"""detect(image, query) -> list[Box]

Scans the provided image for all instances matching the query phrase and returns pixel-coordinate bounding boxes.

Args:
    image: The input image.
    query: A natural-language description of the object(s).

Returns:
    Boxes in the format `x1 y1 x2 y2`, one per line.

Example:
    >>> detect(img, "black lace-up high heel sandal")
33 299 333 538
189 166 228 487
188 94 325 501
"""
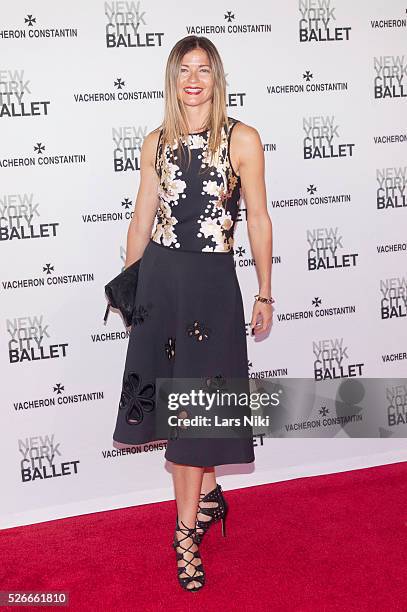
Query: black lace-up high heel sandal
196 483 228 541
173 518 205 592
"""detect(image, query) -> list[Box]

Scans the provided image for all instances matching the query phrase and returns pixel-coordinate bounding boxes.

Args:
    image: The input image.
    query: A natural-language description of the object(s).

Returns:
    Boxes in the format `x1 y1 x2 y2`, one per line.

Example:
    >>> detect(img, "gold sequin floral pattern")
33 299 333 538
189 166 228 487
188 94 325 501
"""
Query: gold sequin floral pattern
152 155 186 248
152 118 242 253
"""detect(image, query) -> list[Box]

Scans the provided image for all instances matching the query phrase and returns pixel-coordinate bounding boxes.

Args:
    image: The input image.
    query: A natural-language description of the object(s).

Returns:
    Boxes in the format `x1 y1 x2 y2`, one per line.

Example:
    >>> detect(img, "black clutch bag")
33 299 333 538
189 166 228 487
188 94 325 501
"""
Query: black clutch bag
104 258 142 327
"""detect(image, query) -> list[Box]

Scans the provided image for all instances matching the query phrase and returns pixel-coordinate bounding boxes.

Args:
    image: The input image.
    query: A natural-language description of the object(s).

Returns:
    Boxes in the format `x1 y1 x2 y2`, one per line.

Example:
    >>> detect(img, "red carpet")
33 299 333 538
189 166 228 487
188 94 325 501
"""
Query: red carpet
1 462 406 611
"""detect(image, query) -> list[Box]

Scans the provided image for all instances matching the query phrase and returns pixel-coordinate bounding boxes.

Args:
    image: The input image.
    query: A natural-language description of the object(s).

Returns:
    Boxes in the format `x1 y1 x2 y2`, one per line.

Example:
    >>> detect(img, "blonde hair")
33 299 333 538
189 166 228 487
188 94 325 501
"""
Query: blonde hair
159 35 228 167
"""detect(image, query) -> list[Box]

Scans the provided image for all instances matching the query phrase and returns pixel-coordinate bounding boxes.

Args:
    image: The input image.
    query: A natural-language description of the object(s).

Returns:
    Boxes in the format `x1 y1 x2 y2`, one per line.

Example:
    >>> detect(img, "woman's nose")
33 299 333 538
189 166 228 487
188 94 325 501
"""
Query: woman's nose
188 70 199 83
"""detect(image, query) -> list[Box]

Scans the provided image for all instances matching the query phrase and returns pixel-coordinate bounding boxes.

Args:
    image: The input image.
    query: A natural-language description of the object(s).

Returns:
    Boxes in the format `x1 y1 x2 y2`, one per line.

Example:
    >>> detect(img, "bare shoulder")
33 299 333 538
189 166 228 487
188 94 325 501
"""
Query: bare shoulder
141 127 161 164
231 121 263 165
233 121 262 146
143 127 161 150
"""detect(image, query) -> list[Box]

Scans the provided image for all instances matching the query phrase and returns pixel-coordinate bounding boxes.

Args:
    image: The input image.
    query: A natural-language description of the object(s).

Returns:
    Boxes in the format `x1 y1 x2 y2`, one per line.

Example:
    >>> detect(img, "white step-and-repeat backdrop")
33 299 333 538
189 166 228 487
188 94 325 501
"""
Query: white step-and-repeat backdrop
1 1 406 528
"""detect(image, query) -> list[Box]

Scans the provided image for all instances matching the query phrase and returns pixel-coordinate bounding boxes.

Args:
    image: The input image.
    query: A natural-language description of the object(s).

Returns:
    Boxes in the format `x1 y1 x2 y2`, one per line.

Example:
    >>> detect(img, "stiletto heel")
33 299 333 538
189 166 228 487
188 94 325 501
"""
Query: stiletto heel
173 517 205 592
196 483 228 541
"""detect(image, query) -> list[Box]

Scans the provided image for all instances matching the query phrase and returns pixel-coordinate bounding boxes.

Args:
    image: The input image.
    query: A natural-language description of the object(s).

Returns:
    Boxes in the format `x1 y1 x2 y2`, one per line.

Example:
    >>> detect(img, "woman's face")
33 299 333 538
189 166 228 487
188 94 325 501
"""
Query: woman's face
177 47 214 108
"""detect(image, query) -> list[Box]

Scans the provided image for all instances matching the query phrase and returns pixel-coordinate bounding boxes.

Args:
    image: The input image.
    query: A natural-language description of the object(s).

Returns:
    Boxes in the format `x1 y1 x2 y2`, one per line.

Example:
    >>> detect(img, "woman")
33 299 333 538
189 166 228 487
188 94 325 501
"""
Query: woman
112 35 273 591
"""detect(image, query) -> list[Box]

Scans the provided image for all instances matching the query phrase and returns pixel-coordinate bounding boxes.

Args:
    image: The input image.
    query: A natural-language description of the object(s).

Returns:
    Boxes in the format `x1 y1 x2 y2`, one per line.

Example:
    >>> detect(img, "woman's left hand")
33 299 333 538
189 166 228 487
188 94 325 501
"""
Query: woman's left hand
250 300 273 335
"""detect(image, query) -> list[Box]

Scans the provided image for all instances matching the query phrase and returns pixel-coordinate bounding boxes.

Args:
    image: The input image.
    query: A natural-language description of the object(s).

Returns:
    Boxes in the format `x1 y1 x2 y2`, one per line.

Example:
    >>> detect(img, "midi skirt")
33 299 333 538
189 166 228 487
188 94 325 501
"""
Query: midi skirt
112 238 255 467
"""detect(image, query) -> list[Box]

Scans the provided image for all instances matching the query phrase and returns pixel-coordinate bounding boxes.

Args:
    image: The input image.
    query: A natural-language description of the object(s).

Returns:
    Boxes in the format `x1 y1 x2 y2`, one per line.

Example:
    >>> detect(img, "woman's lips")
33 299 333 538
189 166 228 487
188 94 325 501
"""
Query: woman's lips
184 87 203 95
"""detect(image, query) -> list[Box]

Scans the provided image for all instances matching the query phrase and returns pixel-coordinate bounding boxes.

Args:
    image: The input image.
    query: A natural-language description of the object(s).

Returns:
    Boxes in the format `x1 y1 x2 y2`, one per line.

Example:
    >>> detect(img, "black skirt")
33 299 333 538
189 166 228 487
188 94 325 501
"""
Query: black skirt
112 238 255 467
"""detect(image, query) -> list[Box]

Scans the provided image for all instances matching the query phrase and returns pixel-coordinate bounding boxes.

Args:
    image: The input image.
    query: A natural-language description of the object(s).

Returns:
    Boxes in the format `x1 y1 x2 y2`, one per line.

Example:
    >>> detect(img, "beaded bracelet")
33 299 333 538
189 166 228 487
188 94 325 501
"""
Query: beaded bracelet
254 294 275 305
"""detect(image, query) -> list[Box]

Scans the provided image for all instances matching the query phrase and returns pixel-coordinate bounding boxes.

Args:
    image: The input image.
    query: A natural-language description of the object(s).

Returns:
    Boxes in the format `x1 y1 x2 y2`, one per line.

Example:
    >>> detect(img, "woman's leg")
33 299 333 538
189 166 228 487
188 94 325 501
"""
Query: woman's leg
172 462 205 590
201 466 216 494
197 467 219 535
172 462 204 524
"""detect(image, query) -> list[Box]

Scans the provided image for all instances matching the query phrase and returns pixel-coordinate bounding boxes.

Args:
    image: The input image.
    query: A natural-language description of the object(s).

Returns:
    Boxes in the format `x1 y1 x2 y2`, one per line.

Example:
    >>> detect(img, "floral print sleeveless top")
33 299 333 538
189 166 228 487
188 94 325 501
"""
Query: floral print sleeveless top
152 117 241 253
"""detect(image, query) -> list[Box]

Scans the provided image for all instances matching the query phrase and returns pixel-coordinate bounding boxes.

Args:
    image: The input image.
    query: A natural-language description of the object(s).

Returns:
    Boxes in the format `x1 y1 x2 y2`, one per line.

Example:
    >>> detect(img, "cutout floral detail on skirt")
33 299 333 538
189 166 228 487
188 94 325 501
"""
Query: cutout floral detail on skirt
165 337 176 360
132 303 153 326
119 372 155 425
112 239 255 467
186 320 211 342
204 373 227 392
170 407 191 441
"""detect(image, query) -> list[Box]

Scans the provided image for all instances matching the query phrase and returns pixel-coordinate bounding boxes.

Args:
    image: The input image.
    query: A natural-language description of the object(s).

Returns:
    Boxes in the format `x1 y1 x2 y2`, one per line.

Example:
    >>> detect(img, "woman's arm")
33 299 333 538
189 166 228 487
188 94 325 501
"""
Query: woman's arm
232 123 273 334
124 130 161 268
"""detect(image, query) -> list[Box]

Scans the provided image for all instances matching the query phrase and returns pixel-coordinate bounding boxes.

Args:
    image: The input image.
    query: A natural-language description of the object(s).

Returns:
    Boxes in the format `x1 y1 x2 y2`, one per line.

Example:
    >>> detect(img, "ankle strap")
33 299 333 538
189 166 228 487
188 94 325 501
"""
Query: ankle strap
177 518 197 535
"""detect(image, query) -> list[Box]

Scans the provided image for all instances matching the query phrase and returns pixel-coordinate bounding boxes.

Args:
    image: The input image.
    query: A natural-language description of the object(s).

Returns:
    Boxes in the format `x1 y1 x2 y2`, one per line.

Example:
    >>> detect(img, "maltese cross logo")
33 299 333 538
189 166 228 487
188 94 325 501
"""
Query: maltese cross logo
25 14 36 27
43 263 54 275
114 78 125 89
121 198 132 209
